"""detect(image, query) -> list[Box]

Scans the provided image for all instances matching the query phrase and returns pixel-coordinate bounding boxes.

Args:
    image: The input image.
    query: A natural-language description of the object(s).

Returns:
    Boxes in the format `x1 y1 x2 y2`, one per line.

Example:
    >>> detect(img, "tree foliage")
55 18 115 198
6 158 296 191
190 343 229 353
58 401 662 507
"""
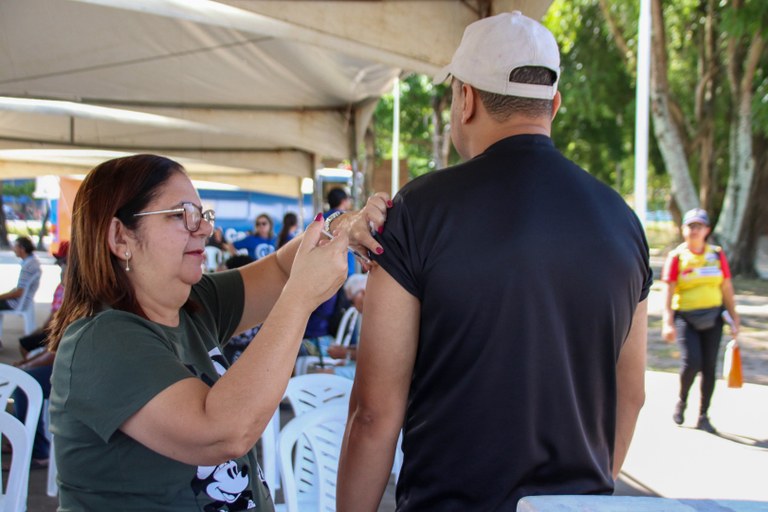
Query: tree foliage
370 0 767 274
372 75 457 178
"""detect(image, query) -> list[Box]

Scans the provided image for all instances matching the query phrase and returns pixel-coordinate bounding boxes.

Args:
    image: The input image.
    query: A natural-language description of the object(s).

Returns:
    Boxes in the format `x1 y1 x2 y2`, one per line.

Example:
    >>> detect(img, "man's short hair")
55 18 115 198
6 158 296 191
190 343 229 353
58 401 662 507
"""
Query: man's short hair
471 67 557 121
14 236 34 255
327 187 349 210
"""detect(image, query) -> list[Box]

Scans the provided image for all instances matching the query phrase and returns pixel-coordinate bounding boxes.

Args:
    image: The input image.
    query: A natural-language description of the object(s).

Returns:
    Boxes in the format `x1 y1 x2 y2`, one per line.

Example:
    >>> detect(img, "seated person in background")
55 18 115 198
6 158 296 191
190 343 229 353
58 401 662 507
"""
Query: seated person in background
19 241 69 357
299 293 338 366
230 213 276 260
8 241 68 470
220 254 258 364
277 212 299 249
328 273 367 380
0 236 41 348
325 188 355 276
206 226 229 251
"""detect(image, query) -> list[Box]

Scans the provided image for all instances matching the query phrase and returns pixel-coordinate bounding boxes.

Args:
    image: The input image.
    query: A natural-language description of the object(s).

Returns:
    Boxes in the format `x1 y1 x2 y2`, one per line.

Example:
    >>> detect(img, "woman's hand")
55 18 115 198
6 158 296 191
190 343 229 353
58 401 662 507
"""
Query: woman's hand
330 193 392 267
283 214 349 311
662 320 676 343
726 311 740 338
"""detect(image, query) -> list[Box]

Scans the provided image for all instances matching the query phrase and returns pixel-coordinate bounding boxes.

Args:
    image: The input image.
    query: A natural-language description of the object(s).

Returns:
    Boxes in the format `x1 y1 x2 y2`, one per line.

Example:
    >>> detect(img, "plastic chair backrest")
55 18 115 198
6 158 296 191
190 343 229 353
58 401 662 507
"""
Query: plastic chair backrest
0 411 32 512
0 364 43 435
261 374 352 501
334 308 359 348
0 363 44 508
0 272 41 338
278 405 348 512
203 246 223 272
284 374 353 417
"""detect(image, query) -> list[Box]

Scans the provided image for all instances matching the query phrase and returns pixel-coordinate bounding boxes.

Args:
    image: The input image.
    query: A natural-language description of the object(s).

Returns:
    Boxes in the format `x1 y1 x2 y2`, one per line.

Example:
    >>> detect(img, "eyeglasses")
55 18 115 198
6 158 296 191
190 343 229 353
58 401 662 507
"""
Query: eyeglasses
133 202 215 232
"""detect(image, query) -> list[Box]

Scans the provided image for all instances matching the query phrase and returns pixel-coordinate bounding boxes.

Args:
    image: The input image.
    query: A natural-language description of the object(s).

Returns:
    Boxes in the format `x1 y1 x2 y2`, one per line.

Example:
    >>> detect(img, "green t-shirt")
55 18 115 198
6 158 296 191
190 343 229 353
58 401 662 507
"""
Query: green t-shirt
50 271 274 511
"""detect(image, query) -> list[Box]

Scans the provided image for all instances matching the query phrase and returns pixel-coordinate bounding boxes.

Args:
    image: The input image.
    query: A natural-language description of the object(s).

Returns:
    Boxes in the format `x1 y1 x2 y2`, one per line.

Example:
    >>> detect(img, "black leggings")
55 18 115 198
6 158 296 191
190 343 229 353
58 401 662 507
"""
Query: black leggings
675 313 724 416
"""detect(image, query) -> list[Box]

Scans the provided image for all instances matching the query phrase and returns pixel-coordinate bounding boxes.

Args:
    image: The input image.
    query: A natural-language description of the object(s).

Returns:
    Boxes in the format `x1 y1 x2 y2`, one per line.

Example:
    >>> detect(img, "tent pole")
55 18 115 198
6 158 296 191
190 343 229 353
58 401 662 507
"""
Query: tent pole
391 76 401 198
633 0 651 226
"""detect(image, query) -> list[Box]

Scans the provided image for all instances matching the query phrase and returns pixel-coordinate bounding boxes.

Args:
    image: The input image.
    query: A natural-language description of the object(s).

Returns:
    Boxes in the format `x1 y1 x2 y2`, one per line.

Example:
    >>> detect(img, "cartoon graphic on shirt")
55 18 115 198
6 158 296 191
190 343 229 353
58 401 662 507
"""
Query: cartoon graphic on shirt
187 347 269 510
194 463 256 512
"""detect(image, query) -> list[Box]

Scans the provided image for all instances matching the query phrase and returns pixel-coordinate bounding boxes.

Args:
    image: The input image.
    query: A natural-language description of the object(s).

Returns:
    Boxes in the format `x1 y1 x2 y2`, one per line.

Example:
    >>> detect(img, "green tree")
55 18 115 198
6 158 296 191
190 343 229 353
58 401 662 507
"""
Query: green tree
372 74 457 178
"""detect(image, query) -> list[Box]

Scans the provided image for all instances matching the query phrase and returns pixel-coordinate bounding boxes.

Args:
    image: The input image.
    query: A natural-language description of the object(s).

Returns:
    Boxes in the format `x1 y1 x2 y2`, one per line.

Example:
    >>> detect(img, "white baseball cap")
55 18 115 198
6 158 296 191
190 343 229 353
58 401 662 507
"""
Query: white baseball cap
433 11 560 100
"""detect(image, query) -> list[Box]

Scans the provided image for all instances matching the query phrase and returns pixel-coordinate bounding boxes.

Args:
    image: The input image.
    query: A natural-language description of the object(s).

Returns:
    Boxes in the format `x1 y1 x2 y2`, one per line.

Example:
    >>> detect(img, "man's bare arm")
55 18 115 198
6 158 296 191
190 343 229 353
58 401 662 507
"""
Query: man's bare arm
613 298 647 479
337 267 419 512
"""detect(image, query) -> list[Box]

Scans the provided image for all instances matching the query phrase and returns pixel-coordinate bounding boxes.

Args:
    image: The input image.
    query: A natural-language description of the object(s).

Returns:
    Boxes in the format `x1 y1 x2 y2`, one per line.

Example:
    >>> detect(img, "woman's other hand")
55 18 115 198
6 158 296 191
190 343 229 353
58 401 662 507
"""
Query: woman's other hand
284 213 348 311
332 192 392 262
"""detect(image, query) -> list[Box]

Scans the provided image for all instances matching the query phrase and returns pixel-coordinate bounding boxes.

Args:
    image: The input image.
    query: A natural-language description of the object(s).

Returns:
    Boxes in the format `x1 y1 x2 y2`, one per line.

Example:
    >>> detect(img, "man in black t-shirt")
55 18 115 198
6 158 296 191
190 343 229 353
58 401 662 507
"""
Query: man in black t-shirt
337 11 652 512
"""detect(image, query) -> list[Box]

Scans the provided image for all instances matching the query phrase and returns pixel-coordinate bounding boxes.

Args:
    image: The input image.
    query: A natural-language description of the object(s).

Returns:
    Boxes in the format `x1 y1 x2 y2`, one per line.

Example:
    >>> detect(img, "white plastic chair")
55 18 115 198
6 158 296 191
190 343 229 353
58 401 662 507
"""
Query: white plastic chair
0 363 43 510
43 400 57 497
0 273 40 338
0 411 32 512
203 246 223 272
277 405 348 512
261 374 352 502
295 309 359 376
283 374 353 418
333 308 359 348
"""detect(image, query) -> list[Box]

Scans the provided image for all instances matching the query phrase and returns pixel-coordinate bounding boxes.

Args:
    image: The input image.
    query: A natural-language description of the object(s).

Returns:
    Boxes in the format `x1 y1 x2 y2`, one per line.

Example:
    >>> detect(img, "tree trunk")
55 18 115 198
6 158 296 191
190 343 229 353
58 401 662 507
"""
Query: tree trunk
0 182 9 249
649 0 699 213
694 0 719 213
714 29 764 257
36 199 50 250
728 133 768 277
431 88 451 169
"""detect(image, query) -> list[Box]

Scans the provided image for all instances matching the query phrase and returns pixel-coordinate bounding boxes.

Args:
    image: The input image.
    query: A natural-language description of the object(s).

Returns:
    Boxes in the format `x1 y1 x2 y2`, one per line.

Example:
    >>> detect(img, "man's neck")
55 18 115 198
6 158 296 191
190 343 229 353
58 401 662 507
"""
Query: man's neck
468 121 551 159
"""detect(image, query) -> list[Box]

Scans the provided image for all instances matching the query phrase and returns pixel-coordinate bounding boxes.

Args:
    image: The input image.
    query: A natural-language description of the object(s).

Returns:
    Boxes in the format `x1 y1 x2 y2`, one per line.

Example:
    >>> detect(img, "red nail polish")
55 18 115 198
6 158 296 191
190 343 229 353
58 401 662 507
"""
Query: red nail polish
375 247 384 255
314 212 323 222
377 226 384 234
387 200 394 208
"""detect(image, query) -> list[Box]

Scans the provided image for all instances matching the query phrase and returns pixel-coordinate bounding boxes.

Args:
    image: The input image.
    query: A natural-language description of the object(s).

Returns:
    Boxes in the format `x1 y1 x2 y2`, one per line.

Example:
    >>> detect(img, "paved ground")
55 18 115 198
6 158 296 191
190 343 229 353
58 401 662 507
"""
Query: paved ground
1 250 766 510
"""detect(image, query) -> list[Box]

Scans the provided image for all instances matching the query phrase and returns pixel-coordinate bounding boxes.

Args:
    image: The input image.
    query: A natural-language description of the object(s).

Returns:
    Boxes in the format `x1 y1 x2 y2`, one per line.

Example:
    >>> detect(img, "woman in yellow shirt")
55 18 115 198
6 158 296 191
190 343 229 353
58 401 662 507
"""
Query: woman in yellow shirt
661 208 740 433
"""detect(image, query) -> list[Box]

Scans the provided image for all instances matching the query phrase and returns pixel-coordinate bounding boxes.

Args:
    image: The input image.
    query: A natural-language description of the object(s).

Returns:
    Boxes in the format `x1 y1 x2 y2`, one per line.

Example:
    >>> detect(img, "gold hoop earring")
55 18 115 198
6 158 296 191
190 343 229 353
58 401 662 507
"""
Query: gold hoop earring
125 251 131 272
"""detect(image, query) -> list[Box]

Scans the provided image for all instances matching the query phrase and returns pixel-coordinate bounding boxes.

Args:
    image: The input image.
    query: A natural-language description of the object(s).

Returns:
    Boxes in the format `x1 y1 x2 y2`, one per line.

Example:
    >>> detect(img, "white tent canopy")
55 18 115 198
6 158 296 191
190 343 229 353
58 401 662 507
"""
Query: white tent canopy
0 0 552 196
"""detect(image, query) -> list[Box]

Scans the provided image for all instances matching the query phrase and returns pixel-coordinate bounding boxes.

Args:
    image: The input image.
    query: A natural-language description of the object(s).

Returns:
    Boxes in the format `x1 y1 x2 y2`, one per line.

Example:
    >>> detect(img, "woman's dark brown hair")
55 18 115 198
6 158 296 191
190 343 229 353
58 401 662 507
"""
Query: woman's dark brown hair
48 154 184 350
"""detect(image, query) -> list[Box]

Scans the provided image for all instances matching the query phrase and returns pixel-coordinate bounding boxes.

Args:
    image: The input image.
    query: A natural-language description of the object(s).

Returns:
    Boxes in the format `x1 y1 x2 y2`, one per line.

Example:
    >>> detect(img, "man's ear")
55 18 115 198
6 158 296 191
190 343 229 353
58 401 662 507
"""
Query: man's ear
461 83 476 124
107 217 133 259
551 91 562 121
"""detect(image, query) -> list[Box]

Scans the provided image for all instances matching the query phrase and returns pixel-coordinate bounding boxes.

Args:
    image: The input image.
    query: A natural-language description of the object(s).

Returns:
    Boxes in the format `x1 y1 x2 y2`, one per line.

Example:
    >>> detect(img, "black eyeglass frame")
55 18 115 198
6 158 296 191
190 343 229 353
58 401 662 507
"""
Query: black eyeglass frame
133 202 215 232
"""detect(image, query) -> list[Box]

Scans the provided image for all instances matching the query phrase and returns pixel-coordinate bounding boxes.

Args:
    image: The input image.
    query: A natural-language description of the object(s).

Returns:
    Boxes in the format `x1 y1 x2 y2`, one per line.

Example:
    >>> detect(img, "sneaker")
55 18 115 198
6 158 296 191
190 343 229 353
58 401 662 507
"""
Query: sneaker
696 415 717 433
672 400 686 425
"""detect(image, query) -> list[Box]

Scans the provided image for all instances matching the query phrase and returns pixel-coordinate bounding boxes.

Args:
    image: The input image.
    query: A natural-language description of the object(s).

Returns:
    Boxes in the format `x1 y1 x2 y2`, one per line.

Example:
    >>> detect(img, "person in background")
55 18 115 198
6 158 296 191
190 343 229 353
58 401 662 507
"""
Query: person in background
220 254 257 364
277 212 299 249
338 12 651 510
17 241 69 357
0 236 41 349
327 273 367 380
206 226 230 252
299 292 338 366
231 213 276 260
47 154 388 510
662 208 740 433
324 188 355 276
8 241 69 470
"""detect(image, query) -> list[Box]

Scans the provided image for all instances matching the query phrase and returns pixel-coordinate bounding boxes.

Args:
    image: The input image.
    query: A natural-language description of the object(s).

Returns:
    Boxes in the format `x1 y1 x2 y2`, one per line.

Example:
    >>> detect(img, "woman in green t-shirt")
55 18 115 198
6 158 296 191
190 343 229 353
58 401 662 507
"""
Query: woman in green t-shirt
47 154 389 511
